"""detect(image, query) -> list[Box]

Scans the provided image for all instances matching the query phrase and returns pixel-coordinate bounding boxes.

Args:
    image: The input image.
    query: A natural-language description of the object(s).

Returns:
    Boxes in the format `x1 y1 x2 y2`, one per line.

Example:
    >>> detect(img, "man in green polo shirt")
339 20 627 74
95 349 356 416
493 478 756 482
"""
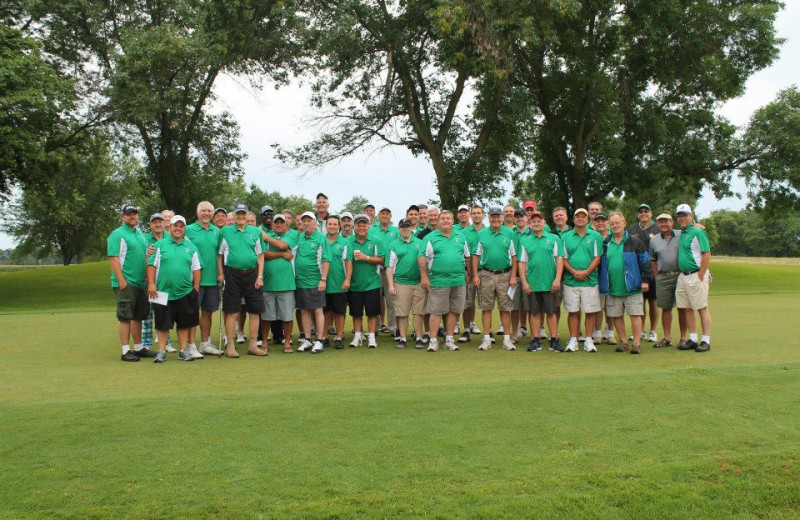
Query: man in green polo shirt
294 211 331 354
141 212 166 354
519 210 564 352
185 201 223 357
348 214 384 348
371 205 400 335
261 213 299 354
147 215 202 363
561 208 603 353
324 215 353 349
419 210 471 352
675 204 713 353
458 205 485 343
386 218 425 348
472 206 518 351
510 208 532 339
217 203 266 358
108 204 153 361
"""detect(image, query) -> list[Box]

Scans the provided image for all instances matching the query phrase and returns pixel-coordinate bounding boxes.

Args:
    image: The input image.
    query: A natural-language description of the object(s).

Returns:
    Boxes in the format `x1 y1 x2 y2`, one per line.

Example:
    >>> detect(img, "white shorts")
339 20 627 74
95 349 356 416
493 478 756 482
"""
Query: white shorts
563 285 601 313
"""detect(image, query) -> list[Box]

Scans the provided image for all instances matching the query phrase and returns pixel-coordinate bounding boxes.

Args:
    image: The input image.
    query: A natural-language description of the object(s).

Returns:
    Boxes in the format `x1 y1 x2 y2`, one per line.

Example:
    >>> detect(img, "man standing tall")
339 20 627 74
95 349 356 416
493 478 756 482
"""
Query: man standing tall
348 214 384 348
372 206 399 334
295 211 331 353
386 218 426 348
324 215 353 349
185 201 223 356
141 213 167 354
108 204 152 361
458 204 485 343
628 203 660 342
649 212 687 349
261 213 298 354
675 204 713 353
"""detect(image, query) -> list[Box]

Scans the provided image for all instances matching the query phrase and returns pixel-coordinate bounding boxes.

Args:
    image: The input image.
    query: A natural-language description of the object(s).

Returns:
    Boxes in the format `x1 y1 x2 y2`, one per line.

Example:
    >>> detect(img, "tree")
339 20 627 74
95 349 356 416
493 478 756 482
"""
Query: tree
702 209 800 258
509 0 782 212
19 0 302 216
241 184 313 220
2 133 133 265
741 86 800 215
339 195 370 216
276 0 520 211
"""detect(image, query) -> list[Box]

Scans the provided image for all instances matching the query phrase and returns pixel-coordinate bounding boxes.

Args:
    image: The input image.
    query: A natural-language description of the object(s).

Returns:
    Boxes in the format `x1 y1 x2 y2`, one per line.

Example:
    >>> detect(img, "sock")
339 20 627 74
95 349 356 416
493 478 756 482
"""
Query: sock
504 334 511 341
570 336 577 341
701 335 710 344
121 344 130 354
484 335 491 341
400 337 406 342
689 333 698 342
593 329 601 336
133 342 144 351
446 335 454 342
189 343 196 349
368 332 376 342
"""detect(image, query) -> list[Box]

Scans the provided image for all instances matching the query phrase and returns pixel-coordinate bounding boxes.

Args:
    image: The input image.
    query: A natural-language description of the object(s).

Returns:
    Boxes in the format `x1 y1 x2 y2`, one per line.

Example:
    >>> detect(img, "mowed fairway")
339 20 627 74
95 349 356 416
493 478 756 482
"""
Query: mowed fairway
1 259 799 519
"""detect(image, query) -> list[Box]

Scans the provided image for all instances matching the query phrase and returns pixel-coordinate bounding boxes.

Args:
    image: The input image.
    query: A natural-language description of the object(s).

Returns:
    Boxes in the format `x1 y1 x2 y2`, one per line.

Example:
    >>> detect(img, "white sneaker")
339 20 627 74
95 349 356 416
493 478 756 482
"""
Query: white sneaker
256 339 263 346
565 338 579 352
502 338 516 351
647 330 658 342
478 338 493 351
236 333 246 344
584 338 597 353
200 343 222 356
165 341 178 353
444 338 459 351
604 329 617 345
350 335 362 348
538 327 547 339
518 327 528 337
368 336 378 348
427 340 439 352
297 339 313 352
188 344 204 359
470 322 482 334
311 341 324 353
592 329 603 342
496 325 505 334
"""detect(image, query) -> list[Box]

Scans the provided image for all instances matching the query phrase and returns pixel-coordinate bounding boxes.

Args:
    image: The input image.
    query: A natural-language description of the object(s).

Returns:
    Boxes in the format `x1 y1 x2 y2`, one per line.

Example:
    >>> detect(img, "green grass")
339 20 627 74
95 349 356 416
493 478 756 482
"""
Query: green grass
1 261 799 519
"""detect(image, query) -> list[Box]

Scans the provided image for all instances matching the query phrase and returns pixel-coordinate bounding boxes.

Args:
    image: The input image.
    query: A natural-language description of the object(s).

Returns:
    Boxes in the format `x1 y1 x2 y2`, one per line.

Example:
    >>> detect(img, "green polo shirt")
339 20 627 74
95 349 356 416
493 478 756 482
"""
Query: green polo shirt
348 234 384 292
422 229 470 288
218 225 264 270
462 224 483 255
678 223 710 272
145 231 164 247
519 232 563 292
326 235 352 294
370 223 400 248
107 224 148 288
606 236 639 296
295 231 330 289
185 222 221 286
386 236 424 285
263 230 298 292
148 237 201 300
562 228 602 287
474 226 517 271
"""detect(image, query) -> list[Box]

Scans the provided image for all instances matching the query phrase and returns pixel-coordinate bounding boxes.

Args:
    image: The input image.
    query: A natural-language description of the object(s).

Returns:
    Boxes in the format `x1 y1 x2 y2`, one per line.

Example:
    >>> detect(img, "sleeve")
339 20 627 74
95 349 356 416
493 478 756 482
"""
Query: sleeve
698 230 711 253
519 246 529 263
463 240 471 257
508 239 516 259
191 251 202 271
649 242 658 262
475 241 483 257
107 231 121 256
321 237 331 262
388 250 399 269
375 239 385 259
149 245 161 268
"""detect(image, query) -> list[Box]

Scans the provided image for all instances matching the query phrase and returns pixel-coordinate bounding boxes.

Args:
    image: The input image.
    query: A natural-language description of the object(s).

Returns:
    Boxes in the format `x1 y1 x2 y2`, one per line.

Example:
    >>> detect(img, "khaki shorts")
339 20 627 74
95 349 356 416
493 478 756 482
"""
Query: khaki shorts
655 272 679 309
427 285 466 316
676 272 710 310
605 293 644 318
563 285 601 313
394 283 427 316
511 277 530 311
477 271 514 312
464 282 476 309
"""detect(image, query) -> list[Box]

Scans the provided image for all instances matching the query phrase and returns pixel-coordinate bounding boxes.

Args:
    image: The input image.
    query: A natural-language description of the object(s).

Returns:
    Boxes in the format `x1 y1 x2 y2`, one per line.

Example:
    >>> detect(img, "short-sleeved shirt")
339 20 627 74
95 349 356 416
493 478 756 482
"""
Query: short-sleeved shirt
219 225 264 270
474 226 517 271
678 224 710 272
606 236 639 296
370 223 400 250
107 224 148 288
326 235 352 294
148 237 202 300
185 222 221 286
145 232 162 247
519 232 563 292
386 236 424 285
462 225 482 256
263 230 299 292
295 231 331 289
423 229 471 288
552 225 572 238
628 221 658 248
348 234 384 292
562 228 602 287
649 230 681 273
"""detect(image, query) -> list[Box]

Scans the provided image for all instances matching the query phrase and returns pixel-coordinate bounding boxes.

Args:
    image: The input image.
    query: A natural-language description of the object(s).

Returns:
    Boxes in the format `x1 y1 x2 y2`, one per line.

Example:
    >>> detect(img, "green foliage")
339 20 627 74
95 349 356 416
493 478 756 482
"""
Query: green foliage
240 183 313 218
338 195 370 215
741 86 800 214
703 209 800 257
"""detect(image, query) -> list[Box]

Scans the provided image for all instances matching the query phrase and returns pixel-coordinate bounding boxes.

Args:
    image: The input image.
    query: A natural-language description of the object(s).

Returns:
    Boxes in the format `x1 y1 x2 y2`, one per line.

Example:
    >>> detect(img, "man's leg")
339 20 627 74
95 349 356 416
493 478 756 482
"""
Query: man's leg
630 315 643 350
699 308 712 336
661 308 673 341
119 321 132 348
313 307 326 339
282 321 293 351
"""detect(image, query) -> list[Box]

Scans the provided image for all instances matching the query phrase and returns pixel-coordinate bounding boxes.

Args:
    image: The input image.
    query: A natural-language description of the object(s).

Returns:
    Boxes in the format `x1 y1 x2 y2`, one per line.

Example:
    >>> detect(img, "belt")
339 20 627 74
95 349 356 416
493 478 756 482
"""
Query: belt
681 269 699 275
660 270 679 275
481 267 511 275
225 266 256 274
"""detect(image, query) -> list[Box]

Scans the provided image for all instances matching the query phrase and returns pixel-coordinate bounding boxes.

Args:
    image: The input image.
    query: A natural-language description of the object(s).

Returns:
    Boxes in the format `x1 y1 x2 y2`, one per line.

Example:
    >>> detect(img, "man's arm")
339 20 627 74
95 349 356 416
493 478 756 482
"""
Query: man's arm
109 257 127 290
552 257 564 293
254 253 264 289
471 254 481 287
261 231 288 251
146 264 157 298
317 261 330 292
418 256 430 290
698 251 711 280
192 269 201 292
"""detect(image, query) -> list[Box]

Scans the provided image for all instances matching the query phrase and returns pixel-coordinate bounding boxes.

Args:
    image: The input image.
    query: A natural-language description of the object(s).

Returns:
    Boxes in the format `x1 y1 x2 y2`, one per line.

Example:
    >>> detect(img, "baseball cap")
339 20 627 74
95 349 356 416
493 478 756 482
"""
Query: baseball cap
488 206 502 216
170 215 186 226
363 203 375 210
213 207 227 215
513 208 525 217
260 205 274 215
300 211 316 220
122 204 139 214
574 208 589 216
379 205 392 213
656 212 672 221
232 203 248 213
529 210 544 219
149 212 165 222
457 204 469 212
637 204 651 211
523 200 538 210
676 204 692 215
594 213 608 221
407 204 419 213
272 213 287 222
340 211 354 220
398 218 413 228
354 214 369 224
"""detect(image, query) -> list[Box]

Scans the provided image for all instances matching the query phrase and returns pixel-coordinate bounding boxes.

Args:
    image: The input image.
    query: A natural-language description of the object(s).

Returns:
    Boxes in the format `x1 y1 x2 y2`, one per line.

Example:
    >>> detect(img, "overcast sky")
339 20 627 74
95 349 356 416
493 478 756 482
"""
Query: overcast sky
1 3 798 250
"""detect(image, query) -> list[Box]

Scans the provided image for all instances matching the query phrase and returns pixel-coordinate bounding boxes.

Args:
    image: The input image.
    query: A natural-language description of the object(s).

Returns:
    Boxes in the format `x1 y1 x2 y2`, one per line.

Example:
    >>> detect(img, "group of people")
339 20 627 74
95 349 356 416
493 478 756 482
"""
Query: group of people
107 193 713 363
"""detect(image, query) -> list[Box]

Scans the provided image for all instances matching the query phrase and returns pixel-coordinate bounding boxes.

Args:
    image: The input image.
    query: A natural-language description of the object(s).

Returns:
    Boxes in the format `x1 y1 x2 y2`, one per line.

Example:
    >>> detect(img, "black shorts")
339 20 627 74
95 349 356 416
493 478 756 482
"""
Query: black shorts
114 285 149 322
527 291 557 315
643 283 657 301
154 291 200 330
348 288 381 318
197 285 220 312
295 288 326 310
223 267 264 314
325 292 348 315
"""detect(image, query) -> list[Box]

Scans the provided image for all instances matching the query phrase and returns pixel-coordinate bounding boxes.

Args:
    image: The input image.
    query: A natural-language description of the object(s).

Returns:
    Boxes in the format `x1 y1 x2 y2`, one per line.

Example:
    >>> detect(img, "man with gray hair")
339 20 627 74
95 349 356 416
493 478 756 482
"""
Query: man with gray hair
648 212 687 349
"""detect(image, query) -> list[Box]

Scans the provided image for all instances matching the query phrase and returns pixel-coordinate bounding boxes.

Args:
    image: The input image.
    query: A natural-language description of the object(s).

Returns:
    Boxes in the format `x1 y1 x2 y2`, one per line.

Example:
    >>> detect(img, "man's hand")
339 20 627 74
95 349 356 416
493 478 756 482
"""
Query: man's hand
281 251 293 260
473 274 481 288
342 280 351 291
421 276 430 291
641 282 649 292
255 277 263 290
523 281 531 295
389 284 396 296
119 279 128 291
551 280 560 293
509 276 518 288
147 283 158 299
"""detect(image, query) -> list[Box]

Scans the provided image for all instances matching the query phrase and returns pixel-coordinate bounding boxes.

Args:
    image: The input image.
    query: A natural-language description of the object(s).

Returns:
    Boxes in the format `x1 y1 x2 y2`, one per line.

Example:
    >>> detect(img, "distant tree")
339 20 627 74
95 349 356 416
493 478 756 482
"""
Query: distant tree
702 209 800 257
339 195 370 216
241 184 313 219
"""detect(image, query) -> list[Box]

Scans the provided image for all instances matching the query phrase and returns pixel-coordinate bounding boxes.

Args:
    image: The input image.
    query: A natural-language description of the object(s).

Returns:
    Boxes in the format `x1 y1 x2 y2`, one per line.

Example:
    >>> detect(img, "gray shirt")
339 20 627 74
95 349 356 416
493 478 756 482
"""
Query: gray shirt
649 230 682 273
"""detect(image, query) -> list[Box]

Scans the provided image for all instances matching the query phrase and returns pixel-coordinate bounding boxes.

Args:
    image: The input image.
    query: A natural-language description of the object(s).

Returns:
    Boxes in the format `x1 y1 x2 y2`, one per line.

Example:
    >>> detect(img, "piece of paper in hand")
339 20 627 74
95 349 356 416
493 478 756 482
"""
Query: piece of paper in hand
149 291 169 305
507 285 516 300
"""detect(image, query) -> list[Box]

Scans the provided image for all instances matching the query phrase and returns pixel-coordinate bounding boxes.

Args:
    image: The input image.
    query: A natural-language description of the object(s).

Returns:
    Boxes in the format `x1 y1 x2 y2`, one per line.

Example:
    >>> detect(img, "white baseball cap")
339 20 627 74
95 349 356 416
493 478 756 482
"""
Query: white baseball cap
170 215 186 225
676 204 693 215
300 211 316 220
